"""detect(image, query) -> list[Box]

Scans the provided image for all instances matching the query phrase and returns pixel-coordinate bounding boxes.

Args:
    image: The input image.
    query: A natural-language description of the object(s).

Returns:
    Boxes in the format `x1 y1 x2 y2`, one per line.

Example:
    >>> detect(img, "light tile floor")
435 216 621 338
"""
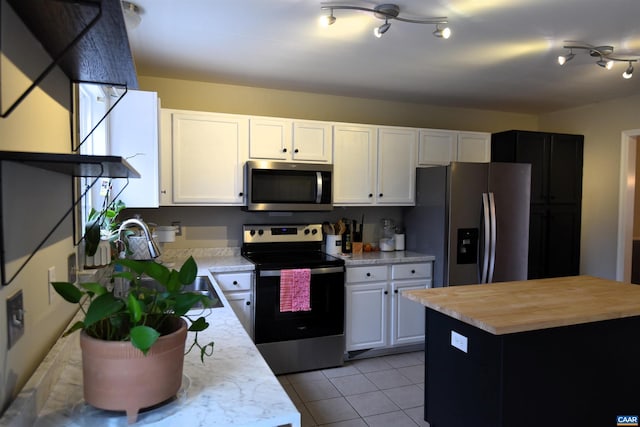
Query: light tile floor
278 351 430 427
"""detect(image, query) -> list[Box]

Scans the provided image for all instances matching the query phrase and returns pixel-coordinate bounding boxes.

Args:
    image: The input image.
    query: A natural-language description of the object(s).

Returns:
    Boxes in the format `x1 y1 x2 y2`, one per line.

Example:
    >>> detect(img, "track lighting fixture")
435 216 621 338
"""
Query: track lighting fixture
558 42 640 79
320 3 449 39
623 62 634 79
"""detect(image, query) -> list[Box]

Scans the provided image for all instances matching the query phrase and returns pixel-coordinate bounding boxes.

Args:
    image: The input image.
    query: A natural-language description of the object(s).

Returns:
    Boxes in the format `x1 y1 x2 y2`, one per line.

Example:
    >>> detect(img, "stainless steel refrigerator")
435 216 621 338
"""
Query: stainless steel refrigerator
404 162 531 287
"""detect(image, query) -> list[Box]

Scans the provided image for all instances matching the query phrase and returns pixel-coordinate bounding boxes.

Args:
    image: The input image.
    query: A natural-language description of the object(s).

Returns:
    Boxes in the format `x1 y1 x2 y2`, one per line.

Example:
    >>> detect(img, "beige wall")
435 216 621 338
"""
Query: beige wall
139 76 538 132
539 93 640 280
0 2 77 411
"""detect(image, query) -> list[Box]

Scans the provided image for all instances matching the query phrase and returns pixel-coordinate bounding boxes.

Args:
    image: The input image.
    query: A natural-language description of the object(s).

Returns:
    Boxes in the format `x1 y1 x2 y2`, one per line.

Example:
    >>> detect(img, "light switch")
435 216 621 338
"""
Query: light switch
451 330 468 353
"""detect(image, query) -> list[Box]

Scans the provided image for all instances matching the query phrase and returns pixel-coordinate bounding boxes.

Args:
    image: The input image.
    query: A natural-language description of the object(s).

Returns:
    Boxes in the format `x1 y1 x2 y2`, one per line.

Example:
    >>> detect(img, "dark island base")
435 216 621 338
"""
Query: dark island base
425 308 640 427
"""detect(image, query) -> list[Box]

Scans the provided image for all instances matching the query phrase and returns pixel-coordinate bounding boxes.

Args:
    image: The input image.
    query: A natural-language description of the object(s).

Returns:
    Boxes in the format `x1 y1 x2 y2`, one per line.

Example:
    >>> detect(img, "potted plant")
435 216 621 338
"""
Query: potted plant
52 256 214 423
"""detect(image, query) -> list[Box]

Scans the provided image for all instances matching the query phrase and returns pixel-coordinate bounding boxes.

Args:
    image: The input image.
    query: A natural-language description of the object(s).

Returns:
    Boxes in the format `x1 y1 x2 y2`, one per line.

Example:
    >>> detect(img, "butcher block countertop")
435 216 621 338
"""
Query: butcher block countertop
402 275 640 335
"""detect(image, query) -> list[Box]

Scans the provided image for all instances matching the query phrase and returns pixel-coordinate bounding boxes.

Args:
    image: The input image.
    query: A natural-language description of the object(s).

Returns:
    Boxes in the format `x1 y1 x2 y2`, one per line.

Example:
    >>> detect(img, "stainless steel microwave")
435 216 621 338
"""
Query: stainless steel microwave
244 161 333 211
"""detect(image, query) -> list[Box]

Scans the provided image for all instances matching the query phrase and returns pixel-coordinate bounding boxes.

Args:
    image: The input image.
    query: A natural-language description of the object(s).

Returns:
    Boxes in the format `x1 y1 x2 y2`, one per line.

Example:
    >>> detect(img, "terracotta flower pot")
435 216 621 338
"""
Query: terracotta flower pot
80 317 188 424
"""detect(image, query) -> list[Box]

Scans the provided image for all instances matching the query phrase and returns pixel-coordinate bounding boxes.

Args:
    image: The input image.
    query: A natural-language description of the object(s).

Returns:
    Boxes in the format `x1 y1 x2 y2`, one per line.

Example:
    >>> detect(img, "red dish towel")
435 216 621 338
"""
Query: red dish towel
280 269 311 312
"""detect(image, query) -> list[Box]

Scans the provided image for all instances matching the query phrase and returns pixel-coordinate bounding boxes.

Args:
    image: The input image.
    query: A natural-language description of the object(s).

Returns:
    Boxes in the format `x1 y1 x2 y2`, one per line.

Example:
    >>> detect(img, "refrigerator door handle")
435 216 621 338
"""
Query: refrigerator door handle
488 192 497 283
481 192 491 283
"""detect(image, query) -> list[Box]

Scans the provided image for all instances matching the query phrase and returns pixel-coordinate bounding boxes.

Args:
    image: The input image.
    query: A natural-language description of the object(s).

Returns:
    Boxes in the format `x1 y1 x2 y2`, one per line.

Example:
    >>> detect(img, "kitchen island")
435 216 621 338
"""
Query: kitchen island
403 275 640 427
1 258 299 427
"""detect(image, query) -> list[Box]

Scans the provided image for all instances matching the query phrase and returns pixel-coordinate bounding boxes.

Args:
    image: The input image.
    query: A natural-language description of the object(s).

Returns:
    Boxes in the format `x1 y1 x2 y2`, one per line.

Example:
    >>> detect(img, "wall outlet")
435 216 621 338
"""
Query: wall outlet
48 266 57 305
451 330 468 353
7 290 24 349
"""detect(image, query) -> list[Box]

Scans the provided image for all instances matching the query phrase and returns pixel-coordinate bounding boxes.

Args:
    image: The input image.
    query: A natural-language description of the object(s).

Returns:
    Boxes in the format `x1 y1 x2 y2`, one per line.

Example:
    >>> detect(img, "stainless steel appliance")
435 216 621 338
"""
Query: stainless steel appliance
244 161 333 211
404 162 531 287
241 224 345 374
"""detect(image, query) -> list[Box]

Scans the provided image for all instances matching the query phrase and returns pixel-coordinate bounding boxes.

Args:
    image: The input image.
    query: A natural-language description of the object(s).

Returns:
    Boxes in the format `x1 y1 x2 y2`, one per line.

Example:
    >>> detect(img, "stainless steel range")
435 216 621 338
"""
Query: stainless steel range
241 224 345 374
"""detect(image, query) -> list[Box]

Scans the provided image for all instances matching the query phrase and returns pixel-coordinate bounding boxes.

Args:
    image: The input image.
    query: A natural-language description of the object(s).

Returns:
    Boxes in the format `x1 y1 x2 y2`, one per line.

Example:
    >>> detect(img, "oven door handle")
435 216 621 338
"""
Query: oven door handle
259 266 344 277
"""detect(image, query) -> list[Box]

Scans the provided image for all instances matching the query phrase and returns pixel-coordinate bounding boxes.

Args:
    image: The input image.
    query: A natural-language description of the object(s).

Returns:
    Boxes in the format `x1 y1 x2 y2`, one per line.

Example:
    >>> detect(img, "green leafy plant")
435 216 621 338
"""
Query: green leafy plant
52 256 214 361
84 198 126 257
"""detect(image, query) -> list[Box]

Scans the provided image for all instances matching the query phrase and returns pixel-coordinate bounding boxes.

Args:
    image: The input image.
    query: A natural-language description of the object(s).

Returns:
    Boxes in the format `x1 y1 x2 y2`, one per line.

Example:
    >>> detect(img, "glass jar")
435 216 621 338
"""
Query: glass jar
379 219 395 251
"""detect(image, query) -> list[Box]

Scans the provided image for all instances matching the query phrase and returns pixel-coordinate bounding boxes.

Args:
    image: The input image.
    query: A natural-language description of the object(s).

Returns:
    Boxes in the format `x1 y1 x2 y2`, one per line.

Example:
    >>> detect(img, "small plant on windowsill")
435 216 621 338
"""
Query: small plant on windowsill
52 256 214 423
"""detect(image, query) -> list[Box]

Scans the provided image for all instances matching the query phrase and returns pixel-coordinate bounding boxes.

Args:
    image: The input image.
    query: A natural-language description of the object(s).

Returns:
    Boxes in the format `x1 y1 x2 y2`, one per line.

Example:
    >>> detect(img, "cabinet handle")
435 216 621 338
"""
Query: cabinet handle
238 192 243 197
368 193 373 198
233 281 238 285
366 272 371 277
246 301 251 306
379 193 383 197
282 148 287 153
161 190 167 194
294 148 299 153
411 269 415 274
394 289 398 294
384 290 389 295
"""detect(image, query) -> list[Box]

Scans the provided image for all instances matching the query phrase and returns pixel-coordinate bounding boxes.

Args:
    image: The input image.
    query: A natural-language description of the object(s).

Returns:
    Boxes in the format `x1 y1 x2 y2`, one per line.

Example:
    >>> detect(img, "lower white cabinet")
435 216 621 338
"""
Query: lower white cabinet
213 271 254 338
345 262 432 352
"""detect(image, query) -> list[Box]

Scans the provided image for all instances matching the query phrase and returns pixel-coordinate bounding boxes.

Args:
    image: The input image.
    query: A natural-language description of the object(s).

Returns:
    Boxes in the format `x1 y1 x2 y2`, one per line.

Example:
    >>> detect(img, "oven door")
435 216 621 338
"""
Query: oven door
254 266 344 344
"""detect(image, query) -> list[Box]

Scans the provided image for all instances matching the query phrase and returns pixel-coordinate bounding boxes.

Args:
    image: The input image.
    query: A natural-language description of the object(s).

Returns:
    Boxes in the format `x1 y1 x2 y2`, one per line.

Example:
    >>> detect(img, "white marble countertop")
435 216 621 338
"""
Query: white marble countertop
340 250 435 266
2 261 299 427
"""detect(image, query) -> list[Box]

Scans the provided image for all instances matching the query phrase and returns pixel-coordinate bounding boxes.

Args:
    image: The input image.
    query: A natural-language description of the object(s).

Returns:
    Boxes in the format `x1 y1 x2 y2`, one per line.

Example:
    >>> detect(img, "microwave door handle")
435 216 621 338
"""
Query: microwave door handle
316 171 323 203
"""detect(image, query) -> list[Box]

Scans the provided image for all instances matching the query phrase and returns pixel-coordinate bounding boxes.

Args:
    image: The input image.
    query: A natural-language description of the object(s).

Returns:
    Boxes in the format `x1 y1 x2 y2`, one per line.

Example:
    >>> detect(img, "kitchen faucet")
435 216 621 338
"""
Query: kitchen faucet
116 218 161 259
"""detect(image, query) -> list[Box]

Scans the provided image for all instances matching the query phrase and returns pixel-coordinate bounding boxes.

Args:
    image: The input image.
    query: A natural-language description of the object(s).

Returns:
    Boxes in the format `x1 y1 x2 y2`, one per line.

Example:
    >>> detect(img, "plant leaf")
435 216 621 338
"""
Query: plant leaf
178 256 198 285
63 320 85 337
130 325 160 355
51 282 83 304
173 293 202 316
84 293 125 328
127 292 142 323
115 258 147 275
188 316 209 332
79 282 108 297
84 219 101 256
144 261 171 285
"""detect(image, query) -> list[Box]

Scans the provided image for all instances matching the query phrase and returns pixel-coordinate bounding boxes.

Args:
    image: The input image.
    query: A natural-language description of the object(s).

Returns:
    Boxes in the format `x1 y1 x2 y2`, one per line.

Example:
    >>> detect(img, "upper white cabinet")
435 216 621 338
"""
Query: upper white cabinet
248 117 332 163
109 90 159 208
418 129 490 165
377 126 417 205
160 109 248 205
333 124 416 206
333 124 378 205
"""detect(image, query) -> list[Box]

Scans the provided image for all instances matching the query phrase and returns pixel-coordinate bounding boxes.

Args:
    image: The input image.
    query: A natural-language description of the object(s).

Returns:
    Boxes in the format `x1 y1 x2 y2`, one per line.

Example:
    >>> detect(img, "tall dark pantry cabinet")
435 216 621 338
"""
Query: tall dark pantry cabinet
491 130 584 279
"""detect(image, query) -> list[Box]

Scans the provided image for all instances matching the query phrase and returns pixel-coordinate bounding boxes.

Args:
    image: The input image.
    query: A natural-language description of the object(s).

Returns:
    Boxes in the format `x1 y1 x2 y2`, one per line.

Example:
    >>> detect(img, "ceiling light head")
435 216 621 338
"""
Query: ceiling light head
320 9 336 27
374 20 391 38
121 1 141 30
596 57 614 69
433 25 451 39
623 62 634 79
557 51 575 65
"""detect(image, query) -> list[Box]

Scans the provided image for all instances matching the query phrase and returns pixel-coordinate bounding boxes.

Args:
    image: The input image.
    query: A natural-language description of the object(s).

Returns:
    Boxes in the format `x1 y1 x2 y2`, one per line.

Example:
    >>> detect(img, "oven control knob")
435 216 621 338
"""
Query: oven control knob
304 229 310 235
311 229 318 235
249 229 256 236
258 229 264 236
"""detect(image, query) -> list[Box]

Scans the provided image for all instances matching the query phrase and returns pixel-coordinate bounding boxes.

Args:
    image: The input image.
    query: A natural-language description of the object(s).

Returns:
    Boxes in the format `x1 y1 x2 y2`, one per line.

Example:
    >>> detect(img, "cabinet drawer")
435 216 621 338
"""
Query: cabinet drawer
214 272 253 291
346 265 388 283
391 262 431 280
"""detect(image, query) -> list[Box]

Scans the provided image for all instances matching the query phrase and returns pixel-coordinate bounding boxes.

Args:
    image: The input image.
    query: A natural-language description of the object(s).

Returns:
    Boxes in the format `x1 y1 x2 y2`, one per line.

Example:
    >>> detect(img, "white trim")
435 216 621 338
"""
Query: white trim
616 130 640 282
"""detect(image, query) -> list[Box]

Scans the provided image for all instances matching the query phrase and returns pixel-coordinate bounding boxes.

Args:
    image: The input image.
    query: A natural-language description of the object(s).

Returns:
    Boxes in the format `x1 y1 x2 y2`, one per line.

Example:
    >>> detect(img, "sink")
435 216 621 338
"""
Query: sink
137 275 224 309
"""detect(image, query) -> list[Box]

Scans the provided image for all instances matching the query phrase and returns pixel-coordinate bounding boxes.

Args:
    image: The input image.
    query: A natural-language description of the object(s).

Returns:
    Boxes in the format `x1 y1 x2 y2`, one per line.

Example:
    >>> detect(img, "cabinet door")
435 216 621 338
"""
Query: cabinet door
346 282 388 351
514 131 549 204
418 129 457 165
546 205 581 277
527 204 547 280
391 281 428 346
225 291 253 338
292 120 332 162
109 90 159 208
248 117 292 160
377 127 417 205
548 134 584 204
457 132 491 163
333 124 377 205
159 109 173 205
172 112 248 204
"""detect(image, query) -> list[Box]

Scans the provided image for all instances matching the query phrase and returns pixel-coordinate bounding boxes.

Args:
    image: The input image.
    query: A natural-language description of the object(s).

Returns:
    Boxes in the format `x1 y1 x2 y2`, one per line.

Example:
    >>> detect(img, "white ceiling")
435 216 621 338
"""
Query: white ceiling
125 0 640 114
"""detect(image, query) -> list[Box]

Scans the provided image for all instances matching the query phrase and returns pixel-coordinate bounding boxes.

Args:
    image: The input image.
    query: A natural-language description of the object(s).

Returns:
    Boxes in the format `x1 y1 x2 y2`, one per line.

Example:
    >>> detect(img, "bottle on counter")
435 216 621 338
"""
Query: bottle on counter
342 222 352 254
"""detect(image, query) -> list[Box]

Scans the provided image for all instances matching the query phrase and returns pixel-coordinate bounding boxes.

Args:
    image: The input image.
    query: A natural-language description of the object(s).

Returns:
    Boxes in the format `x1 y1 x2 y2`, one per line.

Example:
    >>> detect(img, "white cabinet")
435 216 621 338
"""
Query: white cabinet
418 129 490 165
333 125 416 206
159 109 248 205
333 124 377 205
377 126 417 205
248 117 332 163
109 90 159 208
345 262 432 352
213 271 254 337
